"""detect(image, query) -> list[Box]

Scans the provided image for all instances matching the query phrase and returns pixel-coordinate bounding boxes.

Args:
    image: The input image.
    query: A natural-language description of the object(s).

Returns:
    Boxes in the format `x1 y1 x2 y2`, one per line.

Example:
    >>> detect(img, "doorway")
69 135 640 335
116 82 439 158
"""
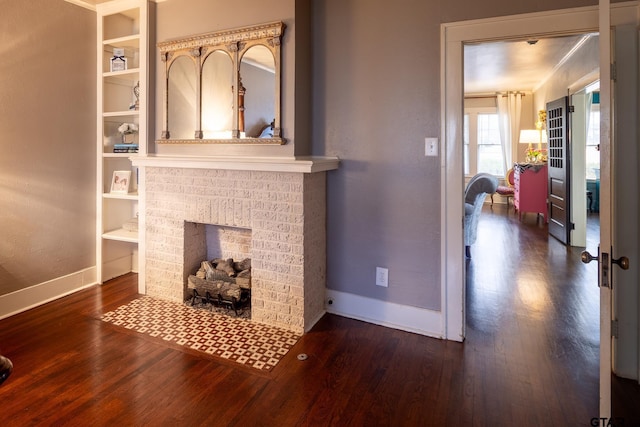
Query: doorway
461 33 602 390
569 80 601 248
442 3 640 418
441 3 607 340
440 7 609 340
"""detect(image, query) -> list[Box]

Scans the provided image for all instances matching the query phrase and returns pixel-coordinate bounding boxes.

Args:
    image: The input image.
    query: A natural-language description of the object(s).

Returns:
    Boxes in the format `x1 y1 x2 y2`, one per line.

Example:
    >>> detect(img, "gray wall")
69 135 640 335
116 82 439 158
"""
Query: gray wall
0 0 96 296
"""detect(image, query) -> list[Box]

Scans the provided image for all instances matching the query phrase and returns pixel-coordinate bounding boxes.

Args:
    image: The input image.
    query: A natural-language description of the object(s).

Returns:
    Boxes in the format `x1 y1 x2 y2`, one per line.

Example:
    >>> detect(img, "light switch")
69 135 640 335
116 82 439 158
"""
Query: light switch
376 267 388 287
425 137 438 156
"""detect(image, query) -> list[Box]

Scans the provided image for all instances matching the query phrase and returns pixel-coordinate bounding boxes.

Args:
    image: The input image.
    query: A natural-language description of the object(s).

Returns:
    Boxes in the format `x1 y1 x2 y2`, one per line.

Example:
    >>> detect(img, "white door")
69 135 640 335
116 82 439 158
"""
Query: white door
587 0 638 419
610 25 640 387
594 1 613 416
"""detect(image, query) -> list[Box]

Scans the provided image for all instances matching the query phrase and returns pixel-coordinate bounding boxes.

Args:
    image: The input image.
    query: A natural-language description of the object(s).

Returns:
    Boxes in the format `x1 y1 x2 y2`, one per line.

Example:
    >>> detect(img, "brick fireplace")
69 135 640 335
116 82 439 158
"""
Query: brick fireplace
133 156 339 334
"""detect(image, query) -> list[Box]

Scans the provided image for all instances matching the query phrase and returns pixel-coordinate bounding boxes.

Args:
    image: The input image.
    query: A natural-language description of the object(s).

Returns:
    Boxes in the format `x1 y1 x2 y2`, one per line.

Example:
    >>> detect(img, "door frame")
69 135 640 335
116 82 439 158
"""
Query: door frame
439 2 638 340
567 78 598 248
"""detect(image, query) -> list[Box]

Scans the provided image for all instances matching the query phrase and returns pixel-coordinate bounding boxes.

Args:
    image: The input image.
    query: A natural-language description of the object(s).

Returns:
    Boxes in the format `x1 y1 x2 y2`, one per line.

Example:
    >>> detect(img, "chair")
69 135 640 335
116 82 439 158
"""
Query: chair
465 173 499 258
492 168 515 208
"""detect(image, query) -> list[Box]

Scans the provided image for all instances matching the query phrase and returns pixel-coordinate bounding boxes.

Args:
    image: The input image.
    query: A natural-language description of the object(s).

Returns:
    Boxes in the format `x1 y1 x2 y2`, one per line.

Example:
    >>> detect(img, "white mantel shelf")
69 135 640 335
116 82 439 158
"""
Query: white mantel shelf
131 155 340 173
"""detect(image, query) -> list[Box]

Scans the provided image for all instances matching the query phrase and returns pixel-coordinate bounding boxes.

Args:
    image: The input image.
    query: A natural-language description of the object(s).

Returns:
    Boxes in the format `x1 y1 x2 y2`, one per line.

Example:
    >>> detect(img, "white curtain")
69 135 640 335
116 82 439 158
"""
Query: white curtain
496 92 523 174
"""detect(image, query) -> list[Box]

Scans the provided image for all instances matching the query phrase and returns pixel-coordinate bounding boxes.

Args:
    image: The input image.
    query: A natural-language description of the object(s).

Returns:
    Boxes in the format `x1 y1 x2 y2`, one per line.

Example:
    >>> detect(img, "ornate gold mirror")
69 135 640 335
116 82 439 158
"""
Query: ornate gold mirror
158 21 285 145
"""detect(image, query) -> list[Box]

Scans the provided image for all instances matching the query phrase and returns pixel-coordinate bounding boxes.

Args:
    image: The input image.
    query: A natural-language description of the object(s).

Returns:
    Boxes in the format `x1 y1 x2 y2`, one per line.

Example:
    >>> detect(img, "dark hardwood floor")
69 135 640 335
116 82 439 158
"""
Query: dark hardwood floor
0 203 638 426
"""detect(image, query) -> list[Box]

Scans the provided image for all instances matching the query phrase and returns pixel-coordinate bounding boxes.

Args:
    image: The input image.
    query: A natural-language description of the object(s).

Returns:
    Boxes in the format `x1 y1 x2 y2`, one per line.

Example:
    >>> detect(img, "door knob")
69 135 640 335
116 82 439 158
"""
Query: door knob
581 251 598 264
612 256 630 270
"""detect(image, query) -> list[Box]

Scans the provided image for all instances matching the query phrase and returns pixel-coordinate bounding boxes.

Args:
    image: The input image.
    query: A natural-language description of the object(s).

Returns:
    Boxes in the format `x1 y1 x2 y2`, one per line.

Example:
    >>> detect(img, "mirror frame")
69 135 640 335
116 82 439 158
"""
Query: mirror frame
157 21 285 145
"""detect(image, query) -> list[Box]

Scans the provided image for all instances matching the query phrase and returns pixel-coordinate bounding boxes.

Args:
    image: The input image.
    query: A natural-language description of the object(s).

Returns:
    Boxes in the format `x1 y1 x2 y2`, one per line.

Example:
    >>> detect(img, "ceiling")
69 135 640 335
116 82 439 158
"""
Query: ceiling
464 33 598 94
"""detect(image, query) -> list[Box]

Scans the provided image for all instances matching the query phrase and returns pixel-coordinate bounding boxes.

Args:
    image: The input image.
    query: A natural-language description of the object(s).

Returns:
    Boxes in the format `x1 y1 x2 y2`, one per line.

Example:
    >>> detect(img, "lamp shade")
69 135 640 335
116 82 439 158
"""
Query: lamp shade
519 129 547 144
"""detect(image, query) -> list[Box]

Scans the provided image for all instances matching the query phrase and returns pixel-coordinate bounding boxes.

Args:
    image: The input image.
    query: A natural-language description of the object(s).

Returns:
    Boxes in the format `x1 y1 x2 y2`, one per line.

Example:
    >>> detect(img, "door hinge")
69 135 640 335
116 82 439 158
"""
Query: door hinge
570 222 575 230
612 319 619 339
568 105 575 113
611 62 617 82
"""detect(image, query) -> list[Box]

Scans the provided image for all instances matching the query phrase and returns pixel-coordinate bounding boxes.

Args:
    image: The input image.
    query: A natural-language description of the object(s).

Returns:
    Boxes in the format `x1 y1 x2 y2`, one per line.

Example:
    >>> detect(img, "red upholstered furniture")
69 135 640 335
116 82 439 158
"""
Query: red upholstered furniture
514 163 548 222
492 168 515 208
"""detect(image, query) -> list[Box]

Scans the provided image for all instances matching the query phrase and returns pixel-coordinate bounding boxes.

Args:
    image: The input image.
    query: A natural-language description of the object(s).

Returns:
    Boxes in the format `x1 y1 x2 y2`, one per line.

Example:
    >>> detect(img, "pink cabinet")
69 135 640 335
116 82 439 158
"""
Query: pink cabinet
514 163 548 222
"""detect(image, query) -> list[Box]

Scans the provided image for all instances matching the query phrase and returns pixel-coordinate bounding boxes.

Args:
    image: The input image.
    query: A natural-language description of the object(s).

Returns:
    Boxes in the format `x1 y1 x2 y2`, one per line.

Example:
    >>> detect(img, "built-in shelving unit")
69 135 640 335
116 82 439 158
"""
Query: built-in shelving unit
96 0 150 286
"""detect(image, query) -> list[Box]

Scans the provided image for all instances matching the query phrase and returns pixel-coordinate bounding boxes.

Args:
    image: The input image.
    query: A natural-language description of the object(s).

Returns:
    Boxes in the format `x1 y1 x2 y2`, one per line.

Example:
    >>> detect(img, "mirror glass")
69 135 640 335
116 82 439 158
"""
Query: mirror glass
202 50 234 139
158 22 284 144
168 55 197 140
240 45 276 138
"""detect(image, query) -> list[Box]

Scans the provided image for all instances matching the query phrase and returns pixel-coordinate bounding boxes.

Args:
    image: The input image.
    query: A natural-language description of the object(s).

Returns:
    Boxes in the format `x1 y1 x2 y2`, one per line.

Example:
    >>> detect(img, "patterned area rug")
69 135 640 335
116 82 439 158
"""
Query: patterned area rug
101 296 300 372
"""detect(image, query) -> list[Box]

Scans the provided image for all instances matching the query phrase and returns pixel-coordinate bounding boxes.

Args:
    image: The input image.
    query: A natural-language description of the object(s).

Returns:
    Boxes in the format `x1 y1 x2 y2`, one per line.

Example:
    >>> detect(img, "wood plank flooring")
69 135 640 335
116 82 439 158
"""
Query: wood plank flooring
0 203 638 426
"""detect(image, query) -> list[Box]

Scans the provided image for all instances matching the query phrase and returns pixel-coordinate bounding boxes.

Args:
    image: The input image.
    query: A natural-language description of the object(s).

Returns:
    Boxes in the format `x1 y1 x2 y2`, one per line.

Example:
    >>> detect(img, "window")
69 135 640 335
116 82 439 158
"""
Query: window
585 102 600 180
463 114 470 175
464 108 505 177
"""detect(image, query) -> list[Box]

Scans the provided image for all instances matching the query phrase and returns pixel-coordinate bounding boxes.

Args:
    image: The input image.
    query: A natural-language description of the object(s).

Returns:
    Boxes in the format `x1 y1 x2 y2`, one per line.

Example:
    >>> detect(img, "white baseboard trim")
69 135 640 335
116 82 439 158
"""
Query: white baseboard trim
325 289 443 339
0 267 98 320
102 255 133 282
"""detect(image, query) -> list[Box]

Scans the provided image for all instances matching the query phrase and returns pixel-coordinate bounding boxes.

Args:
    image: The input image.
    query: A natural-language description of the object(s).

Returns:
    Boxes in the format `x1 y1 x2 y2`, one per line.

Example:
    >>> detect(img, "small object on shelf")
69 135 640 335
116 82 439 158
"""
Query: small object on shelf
122 217 138 232
110 47 127 72
122 133 136 144
113 143 139 153
117 122 138 144
110 170 132 194
130 81 140 110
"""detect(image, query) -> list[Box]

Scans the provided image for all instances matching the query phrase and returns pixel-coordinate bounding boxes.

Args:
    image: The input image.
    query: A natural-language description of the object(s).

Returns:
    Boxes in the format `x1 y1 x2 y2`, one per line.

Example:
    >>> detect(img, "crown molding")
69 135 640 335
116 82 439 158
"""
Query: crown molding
64 0 164 12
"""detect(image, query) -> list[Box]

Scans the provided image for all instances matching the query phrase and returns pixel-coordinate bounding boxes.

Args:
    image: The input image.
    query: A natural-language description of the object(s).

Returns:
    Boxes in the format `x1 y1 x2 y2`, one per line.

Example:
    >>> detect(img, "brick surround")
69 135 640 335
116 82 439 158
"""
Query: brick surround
143 167 327 334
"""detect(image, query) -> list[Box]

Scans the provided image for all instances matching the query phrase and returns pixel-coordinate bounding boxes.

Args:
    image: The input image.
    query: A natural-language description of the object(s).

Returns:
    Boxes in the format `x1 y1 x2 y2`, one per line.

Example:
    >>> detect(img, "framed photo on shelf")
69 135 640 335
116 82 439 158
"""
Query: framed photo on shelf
110 170 131 194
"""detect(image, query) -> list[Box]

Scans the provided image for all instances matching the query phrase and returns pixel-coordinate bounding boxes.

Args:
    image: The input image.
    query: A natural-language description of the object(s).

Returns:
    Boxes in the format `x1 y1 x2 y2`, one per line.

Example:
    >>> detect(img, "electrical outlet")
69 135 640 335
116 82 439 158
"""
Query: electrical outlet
376 267 389 287
425 137 438 156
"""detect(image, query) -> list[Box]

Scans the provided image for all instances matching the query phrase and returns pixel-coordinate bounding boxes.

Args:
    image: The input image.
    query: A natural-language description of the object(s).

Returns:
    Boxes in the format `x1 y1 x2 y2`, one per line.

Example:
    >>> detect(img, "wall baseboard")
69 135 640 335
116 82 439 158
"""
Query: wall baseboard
0 270 443 339
325 289 443 339
102 255 134 282
0 267 97 320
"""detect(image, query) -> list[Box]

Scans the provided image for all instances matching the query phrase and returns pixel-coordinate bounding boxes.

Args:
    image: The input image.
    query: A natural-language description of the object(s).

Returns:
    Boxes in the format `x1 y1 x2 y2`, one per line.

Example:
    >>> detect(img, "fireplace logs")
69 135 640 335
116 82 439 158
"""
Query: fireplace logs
188 258 251 315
